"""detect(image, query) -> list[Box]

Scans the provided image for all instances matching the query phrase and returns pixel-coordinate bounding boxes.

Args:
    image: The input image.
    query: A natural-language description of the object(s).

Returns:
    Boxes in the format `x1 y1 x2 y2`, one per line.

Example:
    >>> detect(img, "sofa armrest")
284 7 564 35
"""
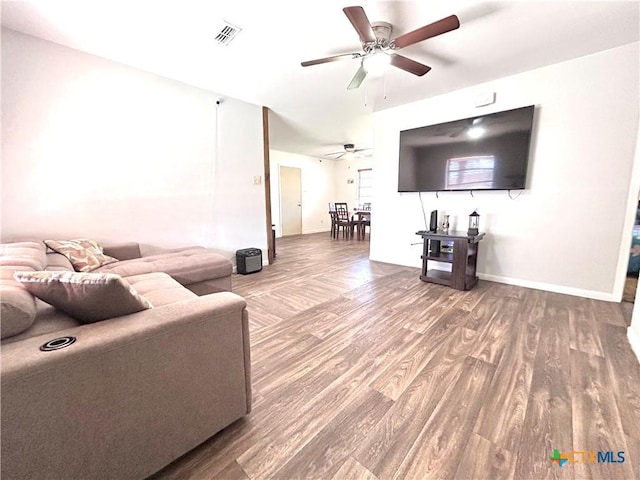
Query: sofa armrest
102 242 141 260
1 292 252 479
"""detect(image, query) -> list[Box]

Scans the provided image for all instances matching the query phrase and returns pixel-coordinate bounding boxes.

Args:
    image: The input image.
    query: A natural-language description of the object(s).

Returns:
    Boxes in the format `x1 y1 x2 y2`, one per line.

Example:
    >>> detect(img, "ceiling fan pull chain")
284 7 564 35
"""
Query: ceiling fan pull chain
364 78 368 107
383 72 387 100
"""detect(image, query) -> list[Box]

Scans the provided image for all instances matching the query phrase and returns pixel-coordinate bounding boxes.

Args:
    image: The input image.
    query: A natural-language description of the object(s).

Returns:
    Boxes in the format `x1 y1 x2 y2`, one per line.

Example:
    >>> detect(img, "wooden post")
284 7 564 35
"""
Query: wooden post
262 106 274 264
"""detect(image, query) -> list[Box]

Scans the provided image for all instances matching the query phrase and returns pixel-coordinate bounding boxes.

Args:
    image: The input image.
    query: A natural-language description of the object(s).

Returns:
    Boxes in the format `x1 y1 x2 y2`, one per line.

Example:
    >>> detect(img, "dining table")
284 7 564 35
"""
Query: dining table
351 210 371 240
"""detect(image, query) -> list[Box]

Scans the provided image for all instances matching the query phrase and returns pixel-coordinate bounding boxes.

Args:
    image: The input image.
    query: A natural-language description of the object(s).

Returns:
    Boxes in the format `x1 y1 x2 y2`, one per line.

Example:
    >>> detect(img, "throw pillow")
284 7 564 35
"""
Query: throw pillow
0 283 37 339
14 271 153 324
43 239 118 272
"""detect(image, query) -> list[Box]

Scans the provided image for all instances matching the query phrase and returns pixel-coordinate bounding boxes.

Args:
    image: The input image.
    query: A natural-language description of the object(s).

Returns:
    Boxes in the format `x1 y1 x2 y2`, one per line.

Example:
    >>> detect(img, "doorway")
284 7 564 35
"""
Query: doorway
280 166 302 236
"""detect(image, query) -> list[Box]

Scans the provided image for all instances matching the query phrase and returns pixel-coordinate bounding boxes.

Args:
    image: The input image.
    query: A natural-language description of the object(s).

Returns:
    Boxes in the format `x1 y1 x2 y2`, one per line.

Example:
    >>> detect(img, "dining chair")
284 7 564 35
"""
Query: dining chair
359 202 371 239
358 211 371 240
334 202 354 238
328 203 338 238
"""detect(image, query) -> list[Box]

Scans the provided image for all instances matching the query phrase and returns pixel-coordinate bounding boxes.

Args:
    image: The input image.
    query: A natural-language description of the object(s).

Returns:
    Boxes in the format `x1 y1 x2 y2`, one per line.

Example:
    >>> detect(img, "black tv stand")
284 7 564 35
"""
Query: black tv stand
416 230 485 291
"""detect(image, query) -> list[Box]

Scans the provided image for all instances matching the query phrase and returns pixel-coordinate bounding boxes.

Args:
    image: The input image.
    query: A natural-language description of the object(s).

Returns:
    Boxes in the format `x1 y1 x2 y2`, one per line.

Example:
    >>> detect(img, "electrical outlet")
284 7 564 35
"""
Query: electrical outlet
253 176 262 185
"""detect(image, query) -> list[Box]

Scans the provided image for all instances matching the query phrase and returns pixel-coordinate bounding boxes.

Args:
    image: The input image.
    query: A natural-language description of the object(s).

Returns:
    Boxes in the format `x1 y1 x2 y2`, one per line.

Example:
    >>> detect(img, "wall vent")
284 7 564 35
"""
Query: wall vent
214 22 242 46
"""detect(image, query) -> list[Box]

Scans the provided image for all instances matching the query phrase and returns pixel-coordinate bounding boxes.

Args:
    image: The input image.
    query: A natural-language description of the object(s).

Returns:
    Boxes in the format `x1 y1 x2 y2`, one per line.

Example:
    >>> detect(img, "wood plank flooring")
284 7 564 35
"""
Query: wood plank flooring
151 233 640 480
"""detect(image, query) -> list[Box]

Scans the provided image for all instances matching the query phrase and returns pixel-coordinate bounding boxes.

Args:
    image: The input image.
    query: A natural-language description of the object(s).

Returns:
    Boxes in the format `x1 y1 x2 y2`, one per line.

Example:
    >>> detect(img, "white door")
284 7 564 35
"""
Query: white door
280 166 302 236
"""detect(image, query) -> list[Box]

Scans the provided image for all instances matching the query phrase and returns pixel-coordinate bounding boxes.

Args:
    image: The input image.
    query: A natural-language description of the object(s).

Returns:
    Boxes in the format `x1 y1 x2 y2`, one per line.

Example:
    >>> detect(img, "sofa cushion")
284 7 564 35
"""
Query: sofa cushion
43 239 118 272
96 247 232 286
125 272 198 307
0 283 37 339
14 271 152 324
1 300 80 345
45 252 75 272
0 242 47 271
102 242 141 261
0 243 48 339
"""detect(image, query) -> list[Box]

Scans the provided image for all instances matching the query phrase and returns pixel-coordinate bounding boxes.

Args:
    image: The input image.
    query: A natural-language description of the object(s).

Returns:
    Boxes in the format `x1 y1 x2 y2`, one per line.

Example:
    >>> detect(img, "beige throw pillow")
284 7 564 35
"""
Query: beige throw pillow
0 283 37 338
14 271 152 324
43 239 118 272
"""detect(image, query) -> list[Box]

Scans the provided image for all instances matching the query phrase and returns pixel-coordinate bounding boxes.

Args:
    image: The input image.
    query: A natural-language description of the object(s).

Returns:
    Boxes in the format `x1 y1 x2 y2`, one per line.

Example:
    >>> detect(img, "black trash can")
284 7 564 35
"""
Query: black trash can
236 248 263 274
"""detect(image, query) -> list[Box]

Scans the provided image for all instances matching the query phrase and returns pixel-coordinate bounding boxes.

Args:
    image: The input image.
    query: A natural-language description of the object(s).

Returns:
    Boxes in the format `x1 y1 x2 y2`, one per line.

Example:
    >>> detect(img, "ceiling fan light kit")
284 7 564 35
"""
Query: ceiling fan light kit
362 51 391 76
301 6 460 89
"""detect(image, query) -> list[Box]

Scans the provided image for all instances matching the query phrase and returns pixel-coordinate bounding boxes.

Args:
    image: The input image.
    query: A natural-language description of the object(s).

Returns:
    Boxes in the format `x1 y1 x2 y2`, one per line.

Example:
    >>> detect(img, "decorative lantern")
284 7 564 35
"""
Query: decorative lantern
468 210 480 236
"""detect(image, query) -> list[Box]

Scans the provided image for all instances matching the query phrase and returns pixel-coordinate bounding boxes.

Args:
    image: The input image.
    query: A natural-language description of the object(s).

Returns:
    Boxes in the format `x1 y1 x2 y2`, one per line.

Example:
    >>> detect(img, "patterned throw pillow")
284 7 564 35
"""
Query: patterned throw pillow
14 270 152 323
43 239 118 272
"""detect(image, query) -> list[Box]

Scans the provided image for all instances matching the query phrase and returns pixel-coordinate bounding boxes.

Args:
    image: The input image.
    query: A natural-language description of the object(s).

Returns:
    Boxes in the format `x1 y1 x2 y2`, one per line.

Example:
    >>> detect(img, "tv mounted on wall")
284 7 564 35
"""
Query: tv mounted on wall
398 105 535 192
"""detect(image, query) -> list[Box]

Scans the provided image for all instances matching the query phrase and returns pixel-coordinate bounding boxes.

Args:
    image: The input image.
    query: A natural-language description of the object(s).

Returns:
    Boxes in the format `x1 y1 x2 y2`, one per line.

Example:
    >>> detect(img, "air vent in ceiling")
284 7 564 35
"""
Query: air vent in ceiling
214 21 242 46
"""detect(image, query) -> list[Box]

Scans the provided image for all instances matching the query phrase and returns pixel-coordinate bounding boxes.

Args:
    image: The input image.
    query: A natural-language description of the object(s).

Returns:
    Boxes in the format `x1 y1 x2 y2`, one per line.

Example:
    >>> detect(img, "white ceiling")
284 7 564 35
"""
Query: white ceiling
2 0 639 158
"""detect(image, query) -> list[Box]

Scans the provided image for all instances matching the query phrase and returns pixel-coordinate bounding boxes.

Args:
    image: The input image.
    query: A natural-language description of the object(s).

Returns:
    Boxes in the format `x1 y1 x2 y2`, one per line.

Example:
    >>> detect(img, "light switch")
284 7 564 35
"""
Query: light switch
253 176 262 185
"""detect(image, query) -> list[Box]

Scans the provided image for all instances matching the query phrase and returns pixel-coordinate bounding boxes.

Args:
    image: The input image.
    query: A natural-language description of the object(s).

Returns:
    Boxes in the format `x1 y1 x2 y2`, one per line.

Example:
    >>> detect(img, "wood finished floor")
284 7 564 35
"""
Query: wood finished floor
152 233 640 480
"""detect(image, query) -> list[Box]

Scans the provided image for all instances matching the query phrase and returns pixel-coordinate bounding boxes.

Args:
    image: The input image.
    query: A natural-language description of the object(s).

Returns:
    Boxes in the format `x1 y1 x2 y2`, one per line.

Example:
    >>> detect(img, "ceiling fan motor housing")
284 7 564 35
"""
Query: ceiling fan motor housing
364 21 393 51
372 22 392 41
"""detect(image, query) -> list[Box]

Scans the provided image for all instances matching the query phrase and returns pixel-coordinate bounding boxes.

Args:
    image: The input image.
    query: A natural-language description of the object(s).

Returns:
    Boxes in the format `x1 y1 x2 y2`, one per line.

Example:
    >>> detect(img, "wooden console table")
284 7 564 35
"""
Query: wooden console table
416 230 485 291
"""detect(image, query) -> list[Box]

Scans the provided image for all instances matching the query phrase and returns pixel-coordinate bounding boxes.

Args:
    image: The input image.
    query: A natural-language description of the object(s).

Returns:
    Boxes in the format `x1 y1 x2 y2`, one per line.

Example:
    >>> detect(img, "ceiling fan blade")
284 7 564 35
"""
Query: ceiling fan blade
343 6 376 43
392 15 460 49
347 65 367 90
389 54 431 76
301 53 362 67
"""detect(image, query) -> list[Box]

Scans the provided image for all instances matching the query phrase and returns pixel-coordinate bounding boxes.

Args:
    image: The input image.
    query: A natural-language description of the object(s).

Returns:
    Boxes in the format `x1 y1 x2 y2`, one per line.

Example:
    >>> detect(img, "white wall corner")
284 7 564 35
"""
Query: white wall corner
614 123 640 302
628 325 640 363
625 123 640 363
630 263 640 363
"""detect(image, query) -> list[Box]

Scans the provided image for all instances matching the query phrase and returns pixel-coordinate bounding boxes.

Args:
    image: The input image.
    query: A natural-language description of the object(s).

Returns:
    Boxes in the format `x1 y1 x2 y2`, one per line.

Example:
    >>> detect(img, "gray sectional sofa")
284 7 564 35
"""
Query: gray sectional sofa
0 240 252 479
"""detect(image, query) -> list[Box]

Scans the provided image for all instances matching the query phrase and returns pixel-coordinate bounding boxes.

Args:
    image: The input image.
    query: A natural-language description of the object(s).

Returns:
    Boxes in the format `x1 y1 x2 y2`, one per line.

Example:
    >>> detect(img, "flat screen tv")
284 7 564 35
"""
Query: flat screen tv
398 105 535 192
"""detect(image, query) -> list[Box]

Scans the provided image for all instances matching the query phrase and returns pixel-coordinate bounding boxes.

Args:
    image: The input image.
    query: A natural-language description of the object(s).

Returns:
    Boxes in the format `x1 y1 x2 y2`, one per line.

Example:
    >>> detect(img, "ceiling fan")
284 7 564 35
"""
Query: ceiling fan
325 144 372 159
301 6 460 90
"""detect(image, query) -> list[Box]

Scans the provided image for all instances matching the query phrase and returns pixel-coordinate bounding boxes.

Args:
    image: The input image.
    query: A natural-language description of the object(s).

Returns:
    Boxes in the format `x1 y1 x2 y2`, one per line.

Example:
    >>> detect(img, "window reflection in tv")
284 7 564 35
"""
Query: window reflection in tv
398 105 535 192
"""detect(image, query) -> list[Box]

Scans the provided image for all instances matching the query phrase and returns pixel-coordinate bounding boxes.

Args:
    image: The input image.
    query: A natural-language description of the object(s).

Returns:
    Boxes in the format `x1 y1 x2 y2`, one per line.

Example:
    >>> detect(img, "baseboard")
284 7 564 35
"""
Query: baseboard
275 229 331 239
367 254 618 301
628 326 640 363
478 273 616 302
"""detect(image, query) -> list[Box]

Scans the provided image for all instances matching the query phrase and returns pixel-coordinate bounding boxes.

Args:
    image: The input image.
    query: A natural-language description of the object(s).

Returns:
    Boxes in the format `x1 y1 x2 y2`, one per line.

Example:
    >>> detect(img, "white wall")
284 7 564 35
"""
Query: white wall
1 29 267 254
370 42 639 301
630 275 640 358
269 149 336 237
631 264 640 362
212 99 267 252
628 125 640 362
335 157 373 210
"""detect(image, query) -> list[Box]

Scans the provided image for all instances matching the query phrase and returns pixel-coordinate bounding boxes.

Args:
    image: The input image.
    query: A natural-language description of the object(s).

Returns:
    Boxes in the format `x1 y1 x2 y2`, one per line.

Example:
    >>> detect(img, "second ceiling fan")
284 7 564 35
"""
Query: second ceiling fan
301 6 460 90
325 144 371 159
